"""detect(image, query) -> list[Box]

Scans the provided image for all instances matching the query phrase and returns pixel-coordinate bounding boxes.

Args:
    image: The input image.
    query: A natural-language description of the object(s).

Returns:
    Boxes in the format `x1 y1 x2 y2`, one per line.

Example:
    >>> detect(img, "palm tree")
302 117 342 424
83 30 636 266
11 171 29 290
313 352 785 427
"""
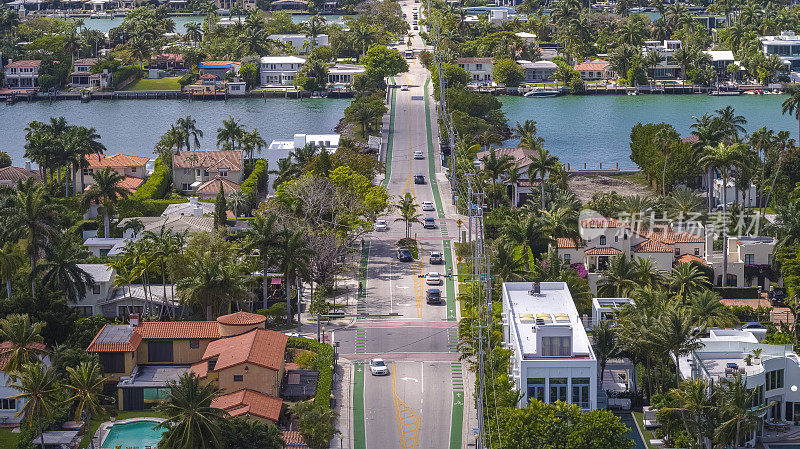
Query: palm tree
492 243 526 282
669 262 711 304
241 129 266 161
632 257 666 289
63 126 106 196
242 213 281 307
656 302 703 385
9 363 60 449
395 193 423 239
527 148 560 210
176 116 204 151
270 157 301 190
303 15 326 50
691 113 725 210
666 187 704 220
781 84 800 148
35 241 95 303
185 22 203 46
654 127 679 195
82 167 130 238
592 319 619 384
156 373 228 449
597 255 639 297
506 166 522 208
689 290 739 328
274 229 313 324
228 190 247 218
715 105 748 143
351 22 377 56
0 314 46 378
65 361 106 422
699 143 748 286
513 120 544 152
0 242 24 299
661 379 714 449
480 149 514 188
1 179 62 296
217 116 245 151
715 373 772 448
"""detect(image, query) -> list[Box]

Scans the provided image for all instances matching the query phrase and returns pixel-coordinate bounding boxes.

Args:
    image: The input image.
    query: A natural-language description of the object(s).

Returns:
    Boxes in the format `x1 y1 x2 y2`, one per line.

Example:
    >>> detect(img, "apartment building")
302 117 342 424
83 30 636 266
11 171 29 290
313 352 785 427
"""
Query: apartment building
503 282 597 410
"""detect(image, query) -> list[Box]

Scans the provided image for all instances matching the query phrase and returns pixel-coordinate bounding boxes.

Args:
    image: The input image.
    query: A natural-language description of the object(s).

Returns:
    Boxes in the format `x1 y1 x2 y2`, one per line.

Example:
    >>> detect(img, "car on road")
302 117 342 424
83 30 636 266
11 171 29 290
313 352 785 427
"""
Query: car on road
430 251 443 264
423 217 436 229
426 288 442 304
736 321 768 341
425 272 441 285
413 150 424 159
414 175 425 184
401 85 409 91
413 25 418 30
375 219 388 231
396 248 413 261
421 201 434 211
370 358 389 376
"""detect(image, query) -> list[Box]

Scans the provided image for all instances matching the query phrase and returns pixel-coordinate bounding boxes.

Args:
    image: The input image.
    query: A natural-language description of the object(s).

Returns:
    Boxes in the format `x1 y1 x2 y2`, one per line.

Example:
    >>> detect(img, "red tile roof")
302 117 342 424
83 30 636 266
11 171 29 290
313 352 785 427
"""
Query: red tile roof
211 389 283 423
217 311 267 326
137 321 221 340
117 176 145 192
201 61 240 66
282 430 307 447
0 166 41 183
574 59 609 71
85 154 150 168
86 324 143 352
642 229 705 244
676 254 709 266
6 60 42 68
584 247 623 256
632 239 672 253
196 176 241 196
580 218 626 228
173 151 243 171
681 135 700 144
557 237 584 248
200 328 287 372
0 341 48 370
199 73 218 80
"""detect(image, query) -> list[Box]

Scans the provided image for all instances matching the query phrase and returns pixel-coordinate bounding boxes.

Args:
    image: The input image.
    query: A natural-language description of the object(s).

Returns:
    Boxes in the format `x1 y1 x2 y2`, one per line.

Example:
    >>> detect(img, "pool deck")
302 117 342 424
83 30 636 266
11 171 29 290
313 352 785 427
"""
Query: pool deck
95 417 165 449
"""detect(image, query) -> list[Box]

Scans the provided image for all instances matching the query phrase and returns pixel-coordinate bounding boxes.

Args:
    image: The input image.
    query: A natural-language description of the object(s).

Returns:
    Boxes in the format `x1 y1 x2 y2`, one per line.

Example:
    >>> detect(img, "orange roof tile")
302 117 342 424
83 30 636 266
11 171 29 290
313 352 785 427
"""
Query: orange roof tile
85 154 150 168
136 321 221 340
676 254 710 266
282 430 307 446
116 176 144 192
584 247 623 256
189 361 209 378
196 176 241 196
217 311 267 326
557 237 584 248
7 60 42 68
574 59 609 71
0 341 47 370
211 389 283 423
201 328 287 372
0 166 41 183
173 150 243 171
580 218 625 228
642 229 705 245
632 239 672 253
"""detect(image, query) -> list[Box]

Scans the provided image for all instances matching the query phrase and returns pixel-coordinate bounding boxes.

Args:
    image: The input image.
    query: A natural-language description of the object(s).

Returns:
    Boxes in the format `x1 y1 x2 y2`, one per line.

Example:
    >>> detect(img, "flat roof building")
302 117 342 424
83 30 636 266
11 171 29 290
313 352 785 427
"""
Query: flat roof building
502 282 597 410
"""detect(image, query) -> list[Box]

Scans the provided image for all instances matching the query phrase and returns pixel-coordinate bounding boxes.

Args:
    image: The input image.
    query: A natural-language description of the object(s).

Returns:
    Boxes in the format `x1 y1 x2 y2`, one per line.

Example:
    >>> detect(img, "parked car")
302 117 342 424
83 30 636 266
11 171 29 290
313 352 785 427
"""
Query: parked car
413 25 418 30
414 175 425 184
423 217 436 229
370 358 389 376
426 288 442 304
430 251 443 264
736 322 768 341
375 219 388 231
425 272 441 285
397 248 413 261
770 288 787 306
413 151 424 159
421 201 435 211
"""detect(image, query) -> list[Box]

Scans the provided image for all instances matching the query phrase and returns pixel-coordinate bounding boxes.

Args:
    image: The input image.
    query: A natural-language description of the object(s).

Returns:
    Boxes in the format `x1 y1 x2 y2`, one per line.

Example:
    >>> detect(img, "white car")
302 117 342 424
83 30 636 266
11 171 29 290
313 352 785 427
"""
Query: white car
401 85 409 91
375 219 388 231
370 358 389 376
413 150 424 159
421 201 435 211
425 272 441 285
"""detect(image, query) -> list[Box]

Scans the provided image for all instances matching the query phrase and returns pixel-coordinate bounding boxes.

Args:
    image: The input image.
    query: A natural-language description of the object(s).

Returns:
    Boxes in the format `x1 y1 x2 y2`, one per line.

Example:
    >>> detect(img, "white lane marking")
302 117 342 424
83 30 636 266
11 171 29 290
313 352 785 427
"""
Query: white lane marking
396 286 410 289
401 377 419 382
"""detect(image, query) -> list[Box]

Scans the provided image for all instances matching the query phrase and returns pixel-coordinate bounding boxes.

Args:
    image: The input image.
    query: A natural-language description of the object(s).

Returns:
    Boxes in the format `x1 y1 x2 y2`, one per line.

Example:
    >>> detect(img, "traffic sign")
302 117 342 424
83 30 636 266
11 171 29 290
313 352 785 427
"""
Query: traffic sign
456 256 463 263
456 219 463 227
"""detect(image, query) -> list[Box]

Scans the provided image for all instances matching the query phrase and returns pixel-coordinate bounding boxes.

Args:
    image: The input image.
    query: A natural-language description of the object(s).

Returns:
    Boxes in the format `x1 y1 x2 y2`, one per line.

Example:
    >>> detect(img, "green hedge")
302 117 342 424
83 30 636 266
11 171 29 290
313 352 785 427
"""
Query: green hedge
117 198 187 219
287 336 334 409
240 159 267 212
132 156 171 200
726 305 772 323
714 286 761 299
112 65 142 90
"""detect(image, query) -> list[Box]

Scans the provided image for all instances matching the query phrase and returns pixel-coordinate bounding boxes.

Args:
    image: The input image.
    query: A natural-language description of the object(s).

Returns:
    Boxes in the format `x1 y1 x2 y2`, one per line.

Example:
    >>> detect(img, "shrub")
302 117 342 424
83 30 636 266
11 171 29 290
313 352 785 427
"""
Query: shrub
294 351 317 369
714 286 761 299
112 65 142 90
287 337 334 409
726 305 772 323
257 303 286 325
240 159 267 212
132 156 172 200
117 198 188 218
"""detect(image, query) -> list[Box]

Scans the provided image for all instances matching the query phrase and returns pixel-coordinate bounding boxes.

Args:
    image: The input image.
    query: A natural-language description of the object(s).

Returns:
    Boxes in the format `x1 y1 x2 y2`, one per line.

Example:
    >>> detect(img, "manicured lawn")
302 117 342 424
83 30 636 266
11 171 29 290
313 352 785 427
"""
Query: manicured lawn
78 410 167 449
632 411 657 449
123 77 182 91
0 428 20 448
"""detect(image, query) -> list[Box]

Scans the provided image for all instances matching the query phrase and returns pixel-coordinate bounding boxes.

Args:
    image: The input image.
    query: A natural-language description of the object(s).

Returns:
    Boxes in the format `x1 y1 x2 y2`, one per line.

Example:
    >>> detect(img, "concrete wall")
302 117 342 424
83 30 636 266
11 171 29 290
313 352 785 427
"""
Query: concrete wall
217 363 283 397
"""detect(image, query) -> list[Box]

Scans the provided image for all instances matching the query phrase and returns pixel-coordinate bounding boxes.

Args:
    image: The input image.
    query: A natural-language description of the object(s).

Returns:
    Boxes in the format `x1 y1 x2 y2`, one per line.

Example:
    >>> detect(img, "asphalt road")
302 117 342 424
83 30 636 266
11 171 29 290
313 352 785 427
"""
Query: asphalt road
337 3 469 447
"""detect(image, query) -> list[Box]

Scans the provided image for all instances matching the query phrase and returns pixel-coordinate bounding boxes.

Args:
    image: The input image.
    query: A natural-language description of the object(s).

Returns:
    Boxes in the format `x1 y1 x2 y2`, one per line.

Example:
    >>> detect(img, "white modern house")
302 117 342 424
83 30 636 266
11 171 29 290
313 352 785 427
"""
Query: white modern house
518 60 558 82
72 264 116 317
642 40 682 79
706 236 779 288
712 178 758 208
328 63 366 85
503 282 598 410
259 56 306 86
268 34 329 53
677 328 800 446
3 59 41 89
268 133 340 152
760 31 800 73
0 347 49 425
590 297 633 328
455 57 494 83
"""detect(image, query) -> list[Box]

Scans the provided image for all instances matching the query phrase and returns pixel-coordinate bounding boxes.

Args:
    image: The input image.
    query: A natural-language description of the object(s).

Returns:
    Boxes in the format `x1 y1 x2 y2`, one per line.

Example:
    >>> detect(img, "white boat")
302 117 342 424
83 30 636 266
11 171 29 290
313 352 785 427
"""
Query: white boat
524 89 560 98
626 91 640 96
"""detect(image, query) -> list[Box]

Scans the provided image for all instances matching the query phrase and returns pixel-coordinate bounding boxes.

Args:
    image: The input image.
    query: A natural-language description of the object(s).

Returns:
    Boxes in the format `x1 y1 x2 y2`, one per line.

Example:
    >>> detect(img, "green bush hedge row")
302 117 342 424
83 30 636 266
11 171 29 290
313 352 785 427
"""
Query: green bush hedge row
132 157 171 200
117 198 187 218
714 286 761 299
287 336 334 409
240 159 267 211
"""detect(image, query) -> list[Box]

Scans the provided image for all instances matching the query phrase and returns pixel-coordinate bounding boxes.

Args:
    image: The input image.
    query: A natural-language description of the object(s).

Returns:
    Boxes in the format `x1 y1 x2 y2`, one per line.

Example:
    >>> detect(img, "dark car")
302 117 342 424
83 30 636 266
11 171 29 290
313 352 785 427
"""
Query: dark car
396 248 413 261
430 251 443 264
426 288 442 304
770 288 787 306
414 175 425 184
423 217 436 229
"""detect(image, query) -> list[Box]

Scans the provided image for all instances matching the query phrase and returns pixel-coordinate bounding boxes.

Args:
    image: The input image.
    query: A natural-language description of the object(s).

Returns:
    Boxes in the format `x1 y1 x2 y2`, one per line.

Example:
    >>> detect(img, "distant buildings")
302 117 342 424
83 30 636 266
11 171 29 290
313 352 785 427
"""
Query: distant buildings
642 40 682 79
268 133 341 152
198 61 241 80
79 153 150 193
260 56 307 86
574 59 613 81
0 162 41 187
518 60 557 83
502 282 598 410
269 34 329 53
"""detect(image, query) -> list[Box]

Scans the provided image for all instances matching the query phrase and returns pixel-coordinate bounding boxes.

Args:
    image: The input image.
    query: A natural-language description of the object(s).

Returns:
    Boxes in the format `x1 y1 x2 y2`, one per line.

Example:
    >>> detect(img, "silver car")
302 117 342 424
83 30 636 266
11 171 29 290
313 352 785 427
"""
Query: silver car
370 358 389 376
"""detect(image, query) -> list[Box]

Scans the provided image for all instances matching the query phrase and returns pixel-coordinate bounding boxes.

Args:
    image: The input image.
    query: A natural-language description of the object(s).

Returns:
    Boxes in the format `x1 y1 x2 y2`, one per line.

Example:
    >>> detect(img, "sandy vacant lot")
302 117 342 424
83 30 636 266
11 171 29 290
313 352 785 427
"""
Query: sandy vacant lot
568 174 654 203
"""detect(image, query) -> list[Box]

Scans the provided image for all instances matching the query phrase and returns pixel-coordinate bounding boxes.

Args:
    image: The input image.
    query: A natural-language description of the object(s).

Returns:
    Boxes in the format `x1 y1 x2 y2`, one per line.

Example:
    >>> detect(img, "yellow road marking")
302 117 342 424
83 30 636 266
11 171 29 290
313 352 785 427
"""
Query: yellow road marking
392 362 421 449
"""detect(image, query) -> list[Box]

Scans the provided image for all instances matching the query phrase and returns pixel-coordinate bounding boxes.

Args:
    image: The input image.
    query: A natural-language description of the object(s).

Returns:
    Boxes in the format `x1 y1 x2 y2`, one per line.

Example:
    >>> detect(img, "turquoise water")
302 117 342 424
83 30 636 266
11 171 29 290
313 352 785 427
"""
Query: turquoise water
101 420 166 449
500 94 798 169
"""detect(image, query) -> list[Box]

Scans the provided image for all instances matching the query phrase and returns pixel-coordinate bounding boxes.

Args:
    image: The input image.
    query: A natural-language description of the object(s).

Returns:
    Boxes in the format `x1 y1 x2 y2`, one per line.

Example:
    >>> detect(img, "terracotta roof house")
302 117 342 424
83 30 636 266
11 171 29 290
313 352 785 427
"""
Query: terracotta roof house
282 429 308 447
152 53 185 70
574 59 613 80
87 311 287 416
79 153 150 193
173 150 244 195
476 147 541 206
3 60 42 90
0 164 41 187
195 176 241 199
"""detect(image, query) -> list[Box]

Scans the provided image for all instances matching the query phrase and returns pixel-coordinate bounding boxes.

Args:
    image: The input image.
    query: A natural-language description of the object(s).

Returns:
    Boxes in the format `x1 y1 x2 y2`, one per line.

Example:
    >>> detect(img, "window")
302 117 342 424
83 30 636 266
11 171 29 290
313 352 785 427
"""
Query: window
148 340 174 363
219 170 228 177
541 336 571 356
131 167 137 173
527 378 545 403
599 236 606 245
182 183 190 191
73 306 93 317
476 64 483 70
572 378 590 409
615 236 618 242
0 399 16 410
549 378 567 403
99 352 125 373
190 340 200 349
233 374 243 382
750 385 765 408
744 254 755 265
675 248 680 256
694 247 700 256
195 169 201 177
93 284 101 295
767 369 784 390
563 254 571 263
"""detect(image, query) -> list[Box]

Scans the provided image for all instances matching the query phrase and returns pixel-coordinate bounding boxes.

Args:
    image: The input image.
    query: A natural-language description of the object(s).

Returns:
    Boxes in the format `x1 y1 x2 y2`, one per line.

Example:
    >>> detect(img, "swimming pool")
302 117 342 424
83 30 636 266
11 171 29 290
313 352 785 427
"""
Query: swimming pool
100 419 166 449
